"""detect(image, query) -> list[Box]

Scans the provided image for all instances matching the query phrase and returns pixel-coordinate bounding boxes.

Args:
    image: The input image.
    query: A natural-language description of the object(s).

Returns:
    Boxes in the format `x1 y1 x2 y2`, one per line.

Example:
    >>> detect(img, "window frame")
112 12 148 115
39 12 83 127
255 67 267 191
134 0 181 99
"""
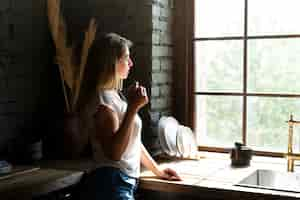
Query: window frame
174 0 300 157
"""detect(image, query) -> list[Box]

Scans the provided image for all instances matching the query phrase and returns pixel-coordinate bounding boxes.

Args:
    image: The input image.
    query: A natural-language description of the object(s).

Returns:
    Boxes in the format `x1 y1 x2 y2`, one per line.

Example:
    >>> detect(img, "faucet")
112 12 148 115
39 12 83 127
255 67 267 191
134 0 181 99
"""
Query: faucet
286 114 300 172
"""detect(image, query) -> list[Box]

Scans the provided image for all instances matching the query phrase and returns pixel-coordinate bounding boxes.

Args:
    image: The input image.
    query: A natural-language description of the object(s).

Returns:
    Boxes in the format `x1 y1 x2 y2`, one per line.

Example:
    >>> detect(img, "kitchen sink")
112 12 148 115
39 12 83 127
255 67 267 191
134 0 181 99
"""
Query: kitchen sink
236 169 300 193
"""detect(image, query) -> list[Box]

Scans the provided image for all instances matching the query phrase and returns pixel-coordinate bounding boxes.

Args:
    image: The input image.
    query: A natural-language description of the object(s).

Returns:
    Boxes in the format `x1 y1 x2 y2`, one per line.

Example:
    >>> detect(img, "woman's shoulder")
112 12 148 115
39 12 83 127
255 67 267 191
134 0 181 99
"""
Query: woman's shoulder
98 89 116 104
98 89 116 98
93 104 119 134
98 89 125 112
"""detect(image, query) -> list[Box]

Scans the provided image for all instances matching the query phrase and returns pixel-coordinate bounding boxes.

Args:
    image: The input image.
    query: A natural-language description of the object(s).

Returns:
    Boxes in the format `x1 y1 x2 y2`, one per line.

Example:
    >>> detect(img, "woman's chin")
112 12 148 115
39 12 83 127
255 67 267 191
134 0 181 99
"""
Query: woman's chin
123 73 129 79
120 75 128 79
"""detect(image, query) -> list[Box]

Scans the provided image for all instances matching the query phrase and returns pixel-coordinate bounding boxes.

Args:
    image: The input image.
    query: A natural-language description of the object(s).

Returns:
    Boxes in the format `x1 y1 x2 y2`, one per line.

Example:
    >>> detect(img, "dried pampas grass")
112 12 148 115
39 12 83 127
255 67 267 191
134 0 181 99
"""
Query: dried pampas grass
47 0 97 112
72 18 97 111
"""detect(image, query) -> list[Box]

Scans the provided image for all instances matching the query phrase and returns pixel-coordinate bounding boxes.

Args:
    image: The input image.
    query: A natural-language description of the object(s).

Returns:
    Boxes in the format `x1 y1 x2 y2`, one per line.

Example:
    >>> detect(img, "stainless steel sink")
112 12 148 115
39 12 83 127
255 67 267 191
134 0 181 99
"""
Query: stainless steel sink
236 169 300 193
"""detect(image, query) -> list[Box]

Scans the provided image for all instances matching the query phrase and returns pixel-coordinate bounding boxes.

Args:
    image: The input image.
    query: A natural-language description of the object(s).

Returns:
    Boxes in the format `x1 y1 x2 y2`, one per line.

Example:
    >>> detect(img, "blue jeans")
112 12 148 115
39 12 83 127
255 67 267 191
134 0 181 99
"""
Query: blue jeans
78 167 138 200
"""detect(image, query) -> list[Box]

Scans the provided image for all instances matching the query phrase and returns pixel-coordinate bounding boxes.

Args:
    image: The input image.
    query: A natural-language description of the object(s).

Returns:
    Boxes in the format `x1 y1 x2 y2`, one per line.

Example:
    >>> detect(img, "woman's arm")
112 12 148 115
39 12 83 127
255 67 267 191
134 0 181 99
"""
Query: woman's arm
140 143 181 181
94 83 148 161
94 105 138 161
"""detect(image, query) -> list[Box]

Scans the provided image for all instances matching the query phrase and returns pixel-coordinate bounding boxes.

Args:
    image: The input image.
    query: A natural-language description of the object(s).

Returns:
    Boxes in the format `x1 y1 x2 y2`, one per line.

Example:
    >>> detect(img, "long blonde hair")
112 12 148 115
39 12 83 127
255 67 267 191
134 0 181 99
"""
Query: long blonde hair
89 33 132 90
79 33 132 107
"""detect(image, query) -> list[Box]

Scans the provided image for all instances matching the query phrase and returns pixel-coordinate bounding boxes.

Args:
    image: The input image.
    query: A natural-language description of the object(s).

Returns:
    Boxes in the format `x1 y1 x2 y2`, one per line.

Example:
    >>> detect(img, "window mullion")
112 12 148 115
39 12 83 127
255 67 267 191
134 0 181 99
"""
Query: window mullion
242 0 248 145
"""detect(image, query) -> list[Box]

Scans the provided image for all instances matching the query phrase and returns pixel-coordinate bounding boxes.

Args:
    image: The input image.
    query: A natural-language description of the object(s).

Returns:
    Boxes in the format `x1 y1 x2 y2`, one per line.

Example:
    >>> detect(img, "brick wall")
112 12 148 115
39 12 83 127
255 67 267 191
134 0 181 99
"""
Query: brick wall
0 0 175 159
149 0 174 154
150 0 174 121
0 0 62 162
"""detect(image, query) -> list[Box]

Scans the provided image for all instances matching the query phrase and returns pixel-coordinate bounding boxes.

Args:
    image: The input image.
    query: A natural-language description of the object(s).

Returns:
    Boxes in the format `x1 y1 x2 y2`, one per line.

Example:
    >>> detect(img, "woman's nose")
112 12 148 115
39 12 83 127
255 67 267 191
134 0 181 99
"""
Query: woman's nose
128 57 133 67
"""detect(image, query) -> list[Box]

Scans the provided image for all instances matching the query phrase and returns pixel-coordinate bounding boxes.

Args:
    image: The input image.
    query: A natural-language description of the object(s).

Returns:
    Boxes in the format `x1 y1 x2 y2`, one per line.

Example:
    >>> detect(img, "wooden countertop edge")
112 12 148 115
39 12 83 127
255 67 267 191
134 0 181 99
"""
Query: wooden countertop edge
0 170 84 199
138 153 300 199
138 179 300 200
37 156 300 199
1 153 299 199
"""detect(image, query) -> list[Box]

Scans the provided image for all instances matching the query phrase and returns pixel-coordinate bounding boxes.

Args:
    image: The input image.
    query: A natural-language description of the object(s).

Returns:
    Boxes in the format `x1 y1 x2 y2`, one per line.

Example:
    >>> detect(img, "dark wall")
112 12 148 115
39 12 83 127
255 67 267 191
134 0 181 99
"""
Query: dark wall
0 0 64 162
0 0 175 162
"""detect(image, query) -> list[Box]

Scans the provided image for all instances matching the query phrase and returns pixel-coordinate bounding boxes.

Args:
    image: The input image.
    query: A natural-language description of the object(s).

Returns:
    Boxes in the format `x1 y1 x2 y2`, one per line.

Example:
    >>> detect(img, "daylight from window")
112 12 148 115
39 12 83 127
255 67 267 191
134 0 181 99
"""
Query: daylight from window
194 0 300 153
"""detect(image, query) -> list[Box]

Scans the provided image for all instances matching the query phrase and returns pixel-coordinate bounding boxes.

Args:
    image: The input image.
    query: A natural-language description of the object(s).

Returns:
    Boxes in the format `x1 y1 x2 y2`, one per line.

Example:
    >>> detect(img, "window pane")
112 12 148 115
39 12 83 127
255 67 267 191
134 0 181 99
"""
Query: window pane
247 97 300 152
248 39 300 94
249 0 300 35
195 95 243 147
195 0 244 37
195 41 243 92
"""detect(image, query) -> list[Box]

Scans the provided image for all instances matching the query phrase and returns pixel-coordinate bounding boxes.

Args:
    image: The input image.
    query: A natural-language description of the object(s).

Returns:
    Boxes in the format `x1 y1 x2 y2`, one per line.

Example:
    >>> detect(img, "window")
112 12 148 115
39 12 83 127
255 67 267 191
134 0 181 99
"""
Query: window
193 0 300 154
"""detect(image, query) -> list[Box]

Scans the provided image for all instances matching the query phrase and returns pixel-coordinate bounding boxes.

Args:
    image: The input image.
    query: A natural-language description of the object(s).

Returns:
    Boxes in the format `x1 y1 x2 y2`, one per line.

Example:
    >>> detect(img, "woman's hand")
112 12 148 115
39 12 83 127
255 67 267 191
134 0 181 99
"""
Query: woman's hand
127 82 148 112
157 168 182 181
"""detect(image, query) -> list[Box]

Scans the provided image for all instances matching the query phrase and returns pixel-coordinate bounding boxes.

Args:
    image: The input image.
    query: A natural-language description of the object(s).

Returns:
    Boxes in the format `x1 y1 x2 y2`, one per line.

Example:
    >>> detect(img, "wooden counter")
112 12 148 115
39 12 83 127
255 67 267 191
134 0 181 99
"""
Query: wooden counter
1 153 300 200
139 153 300 200
0 166 83 200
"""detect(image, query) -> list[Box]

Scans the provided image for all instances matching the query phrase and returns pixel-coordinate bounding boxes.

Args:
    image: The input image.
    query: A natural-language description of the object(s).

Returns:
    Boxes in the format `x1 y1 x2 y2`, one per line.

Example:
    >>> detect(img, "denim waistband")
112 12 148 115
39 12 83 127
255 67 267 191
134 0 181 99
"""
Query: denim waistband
92 166 139 186
79 166 139 199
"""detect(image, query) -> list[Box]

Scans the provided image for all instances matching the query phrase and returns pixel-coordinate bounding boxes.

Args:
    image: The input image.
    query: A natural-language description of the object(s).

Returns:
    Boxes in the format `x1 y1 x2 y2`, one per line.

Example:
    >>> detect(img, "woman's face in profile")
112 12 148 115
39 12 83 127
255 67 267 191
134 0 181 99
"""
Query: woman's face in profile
116 46 133 79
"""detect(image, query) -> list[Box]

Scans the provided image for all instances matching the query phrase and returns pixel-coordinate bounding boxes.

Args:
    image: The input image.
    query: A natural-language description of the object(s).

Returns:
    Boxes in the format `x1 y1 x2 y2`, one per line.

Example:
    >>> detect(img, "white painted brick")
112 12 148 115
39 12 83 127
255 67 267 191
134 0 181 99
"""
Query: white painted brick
152 58 160 71
152 46 160 57
152 72 168 85
152 5 160 17
160 7 171 18
158 0 169 8
152 18 160 30
160 85 172 96
152 32 160 45
151 98 168 110
160 32 172 45
161 59 172 71
158 20 172 32
151 86 160 97
152 46 172 57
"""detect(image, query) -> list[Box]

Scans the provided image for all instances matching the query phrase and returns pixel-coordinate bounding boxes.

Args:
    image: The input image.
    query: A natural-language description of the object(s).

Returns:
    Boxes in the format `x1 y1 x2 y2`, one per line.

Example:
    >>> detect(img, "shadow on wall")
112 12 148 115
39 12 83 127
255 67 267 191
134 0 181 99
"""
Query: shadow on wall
0 60 65 163
2 113 54 164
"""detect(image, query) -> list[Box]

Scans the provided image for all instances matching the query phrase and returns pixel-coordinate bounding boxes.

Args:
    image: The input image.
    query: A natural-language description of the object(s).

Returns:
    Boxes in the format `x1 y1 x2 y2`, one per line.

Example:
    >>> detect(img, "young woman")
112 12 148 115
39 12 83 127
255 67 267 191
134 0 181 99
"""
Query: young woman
78 33 181 200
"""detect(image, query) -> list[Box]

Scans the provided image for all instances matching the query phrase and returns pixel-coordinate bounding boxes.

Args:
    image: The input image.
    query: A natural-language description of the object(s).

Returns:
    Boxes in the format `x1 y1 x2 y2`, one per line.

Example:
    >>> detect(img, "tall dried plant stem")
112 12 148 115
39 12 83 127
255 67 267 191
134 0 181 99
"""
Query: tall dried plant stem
71 18 97 111
48 0 97 112
48 0 74 90
58 65 71 112
47 0 74 112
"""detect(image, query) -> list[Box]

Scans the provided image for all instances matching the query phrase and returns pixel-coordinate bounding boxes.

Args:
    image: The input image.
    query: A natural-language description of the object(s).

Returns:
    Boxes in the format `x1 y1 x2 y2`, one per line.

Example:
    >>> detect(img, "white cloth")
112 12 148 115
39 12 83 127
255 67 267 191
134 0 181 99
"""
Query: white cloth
91 89 142 178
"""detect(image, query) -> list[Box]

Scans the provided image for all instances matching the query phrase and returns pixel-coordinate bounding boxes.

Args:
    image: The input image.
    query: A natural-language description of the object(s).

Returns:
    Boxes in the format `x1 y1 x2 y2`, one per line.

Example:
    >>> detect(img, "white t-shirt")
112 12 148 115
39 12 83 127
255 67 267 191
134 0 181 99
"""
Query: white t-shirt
91 89 142 178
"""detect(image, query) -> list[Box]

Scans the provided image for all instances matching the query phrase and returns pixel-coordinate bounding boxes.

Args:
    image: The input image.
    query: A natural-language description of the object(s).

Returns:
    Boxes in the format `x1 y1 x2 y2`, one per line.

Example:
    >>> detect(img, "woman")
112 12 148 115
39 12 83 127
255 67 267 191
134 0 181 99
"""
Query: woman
78 33 181 200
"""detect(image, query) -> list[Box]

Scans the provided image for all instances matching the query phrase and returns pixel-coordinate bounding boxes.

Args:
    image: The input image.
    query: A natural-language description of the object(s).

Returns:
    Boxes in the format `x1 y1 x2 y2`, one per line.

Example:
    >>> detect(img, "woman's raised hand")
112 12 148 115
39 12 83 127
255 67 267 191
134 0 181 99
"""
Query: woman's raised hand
127 82 149 112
